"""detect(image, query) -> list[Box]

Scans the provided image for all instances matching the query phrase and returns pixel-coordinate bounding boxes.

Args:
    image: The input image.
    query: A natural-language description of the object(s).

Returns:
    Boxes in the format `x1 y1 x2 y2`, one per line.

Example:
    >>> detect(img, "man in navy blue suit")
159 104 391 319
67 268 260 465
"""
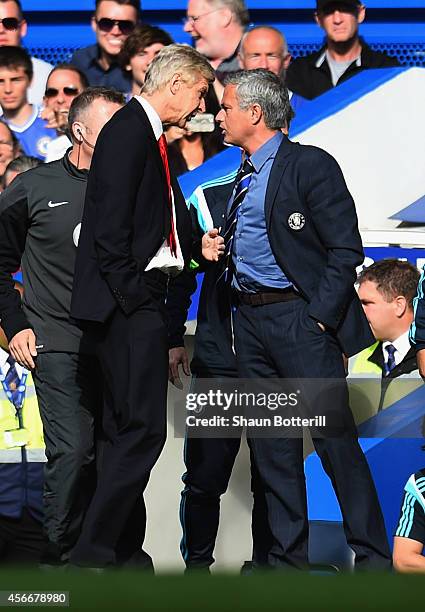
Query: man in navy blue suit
210 68 391 569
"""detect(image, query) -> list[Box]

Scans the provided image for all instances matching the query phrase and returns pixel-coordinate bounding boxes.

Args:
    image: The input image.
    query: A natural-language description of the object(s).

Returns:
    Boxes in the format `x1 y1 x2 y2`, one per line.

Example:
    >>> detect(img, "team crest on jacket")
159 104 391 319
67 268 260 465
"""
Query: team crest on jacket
288 212 305 230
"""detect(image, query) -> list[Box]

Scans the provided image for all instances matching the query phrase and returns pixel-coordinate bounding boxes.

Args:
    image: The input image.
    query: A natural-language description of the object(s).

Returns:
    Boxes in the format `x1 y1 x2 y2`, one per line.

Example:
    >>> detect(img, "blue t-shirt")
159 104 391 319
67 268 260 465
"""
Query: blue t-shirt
5 105 56 160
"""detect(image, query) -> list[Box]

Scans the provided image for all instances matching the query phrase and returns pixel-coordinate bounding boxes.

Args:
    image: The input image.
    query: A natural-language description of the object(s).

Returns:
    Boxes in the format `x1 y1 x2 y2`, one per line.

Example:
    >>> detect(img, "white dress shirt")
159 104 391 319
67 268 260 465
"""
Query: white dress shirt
382 330 411 368
134 96 184 276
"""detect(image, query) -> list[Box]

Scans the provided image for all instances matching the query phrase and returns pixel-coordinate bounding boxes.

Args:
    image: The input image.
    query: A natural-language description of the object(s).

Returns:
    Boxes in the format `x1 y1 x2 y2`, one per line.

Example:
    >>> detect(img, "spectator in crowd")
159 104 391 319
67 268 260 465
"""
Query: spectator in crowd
120 24 173 99
350 259 421 413
0 119 20 187
0 87 124 565
286 0 399 100
393 466 425 573
2 154 41 188
41 64 89 163
0 280 45 565
71 0 140 93
0 47 56 160
0 0 53 106
411 266 425 378
238 26 291 78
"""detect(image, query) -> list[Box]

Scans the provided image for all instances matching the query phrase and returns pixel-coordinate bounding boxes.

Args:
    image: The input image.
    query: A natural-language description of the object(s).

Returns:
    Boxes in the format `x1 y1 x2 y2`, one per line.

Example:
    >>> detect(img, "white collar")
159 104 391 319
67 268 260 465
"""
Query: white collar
382 330 411 365
316 49 361 68
134 95 163 140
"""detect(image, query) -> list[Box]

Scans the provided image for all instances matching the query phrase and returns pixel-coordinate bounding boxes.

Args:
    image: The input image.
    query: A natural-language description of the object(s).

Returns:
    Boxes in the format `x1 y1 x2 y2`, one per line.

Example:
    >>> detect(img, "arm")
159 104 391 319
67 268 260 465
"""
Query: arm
410 267 425 373
0 180 37 368
393 537 425 573
303 149 364 331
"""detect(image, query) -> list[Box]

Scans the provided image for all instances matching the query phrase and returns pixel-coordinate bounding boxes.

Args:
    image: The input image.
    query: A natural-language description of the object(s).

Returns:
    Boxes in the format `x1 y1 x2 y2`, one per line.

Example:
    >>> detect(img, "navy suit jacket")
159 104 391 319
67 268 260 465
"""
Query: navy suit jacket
169 134 374 360
71 98 192 323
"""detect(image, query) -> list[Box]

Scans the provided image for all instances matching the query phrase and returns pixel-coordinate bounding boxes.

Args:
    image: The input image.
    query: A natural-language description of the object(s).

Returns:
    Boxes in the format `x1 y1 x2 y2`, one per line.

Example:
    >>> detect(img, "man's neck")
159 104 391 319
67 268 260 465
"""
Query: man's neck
4 102 33 127
384 322 413 345
68 145 91 170
326 36 362 63
131 80 142 96
244 129 280 157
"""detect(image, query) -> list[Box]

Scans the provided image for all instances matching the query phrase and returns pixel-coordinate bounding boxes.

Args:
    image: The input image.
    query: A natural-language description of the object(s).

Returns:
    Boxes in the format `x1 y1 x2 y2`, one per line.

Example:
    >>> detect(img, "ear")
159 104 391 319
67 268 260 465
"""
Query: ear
394 295 408 318
220 8 233 28
71 120 84 142
19 19 27 39
237 52 244 69
314 12 322 28
91 15 97 34
283 53 292 70
169 73 182 95
250 103 263 125
357 5 366 25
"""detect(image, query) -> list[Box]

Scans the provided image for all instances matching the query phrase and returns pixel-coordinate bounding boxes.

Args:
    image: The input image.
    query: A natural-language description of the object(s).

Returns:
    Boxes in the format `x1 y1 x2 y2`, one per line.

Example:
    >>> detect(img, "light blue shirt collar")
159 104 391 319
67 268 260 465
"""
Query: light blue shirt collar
249 131 283 174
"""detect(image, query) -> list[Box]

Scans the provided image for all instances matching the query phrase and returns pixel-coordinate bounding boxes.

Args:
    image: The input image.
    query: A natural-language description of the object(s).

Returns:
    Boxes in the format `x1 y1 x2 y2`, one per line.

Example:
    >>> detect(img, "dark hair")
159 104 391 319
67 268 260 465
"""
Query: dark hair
358 259 421 309
0 0 23 20
0 46 32 81
67 86 125 141
47 63 89 90
95 0 140 15
0 119 20 153
4 155 42 176
120 24 173 68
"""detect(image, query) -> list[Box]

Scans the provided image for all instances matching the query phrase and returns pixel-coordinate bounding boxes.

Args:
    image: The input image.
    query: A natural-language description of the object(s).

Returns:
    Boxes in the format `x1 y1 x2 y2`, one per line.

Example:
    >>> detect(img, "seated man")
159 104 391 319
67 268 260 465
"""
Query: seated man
0 46 55 160
393 467 425 573
351 259 421 415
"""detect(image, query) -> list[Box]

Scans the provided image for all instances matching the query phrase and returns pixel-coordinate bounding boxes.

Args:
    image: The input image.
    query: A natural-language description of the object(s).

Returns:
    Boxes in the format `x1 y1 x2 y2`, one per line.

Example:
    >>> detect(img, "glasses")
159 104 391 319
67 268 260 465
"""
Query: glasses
183 8 222 26
0 17 21 31
96 18 136 35
44 86 80 98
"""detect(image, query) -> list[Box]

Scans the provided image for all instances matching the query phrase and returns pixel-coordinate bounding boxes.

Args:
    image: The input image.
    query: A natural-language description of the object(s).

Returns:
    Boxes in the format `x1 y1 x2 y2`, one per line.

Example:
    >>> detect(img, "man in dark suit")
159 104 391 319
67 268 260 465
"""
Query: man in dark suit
70 44 218 569
210 68 391 569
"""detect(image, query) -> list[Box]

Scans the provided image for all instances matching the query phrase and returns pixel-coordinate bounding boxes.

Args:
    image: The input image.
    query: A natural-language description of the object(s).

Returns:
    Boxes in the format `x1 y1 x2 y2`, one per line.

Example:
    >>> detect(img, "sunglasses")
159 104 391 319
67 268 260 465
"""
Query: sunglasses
96 18 136 35
0 17 21 31
44 86 80 98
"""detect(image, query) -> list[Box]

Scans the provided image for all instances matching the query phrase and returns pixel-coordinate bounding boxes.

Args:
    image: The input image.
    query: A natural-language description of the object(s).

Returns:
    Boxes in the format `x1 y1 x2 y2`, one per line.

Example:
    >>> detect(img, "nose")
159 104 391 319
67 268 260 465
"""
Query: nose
199 98 206 113
257 57 269 70
110 23 121 35
333 10 343 21
4 79 12 93
215 108 224 122
184 19 193 34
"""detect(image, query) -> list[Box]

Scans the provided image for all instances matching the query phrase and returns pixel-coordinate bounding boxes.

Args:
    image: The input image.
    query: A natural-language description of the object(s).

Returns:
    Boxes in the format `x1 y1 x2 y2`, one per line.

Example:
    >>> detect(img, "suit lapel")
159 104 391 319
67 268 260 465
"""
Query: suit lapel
265 135 293 229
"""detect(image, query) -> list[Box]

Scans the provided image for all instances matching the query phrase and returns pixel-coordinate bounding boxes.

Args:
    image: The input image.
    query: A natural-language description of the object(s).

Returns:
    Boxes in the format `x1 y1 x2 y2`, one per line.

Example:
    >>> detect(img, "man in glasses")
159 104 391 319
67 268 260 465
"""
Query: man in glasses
0 0 53 106
286 0 399 100
71 0 140 93
42 64 89 162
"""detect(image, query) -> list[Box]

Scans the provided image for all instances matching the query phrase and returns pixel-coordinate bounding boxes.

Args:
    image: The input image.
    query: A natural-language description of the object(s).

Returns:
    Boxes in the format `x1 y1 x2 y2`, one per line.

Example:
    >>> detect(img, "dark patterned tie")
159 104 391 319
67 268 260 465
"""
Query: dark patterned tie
384 344 396 376
217 157 254 284
4 355 21 407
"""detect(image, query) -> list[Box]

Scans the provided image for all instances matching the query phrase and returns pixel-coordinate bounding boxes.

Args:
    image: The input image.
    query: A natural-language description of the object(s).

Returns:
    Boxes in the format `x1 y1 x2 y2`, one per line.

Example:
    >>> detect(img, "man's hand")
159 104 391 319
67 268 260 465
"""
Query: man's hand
40 107 68 131
202 229 224 262
9 329 38 369
169 347 190 389
417 349 425 378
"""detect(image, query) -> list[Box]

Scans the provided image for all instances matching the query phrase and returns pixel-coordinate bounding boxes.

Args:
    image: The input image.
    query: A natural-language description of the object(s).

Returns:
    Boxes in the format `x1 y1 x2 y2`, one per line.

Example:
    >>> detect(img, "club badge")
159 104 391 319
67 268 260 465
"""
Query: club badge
288 212 305 231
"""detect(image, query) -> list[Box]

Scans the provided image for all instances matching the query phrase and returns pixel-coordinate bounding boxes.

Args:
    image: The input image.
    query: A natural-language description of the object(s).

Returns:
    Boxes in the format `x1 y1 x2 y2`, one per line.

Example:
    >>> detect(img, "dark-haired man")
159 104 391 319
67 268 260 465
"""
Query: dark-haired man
0 0 53 105
286 0 399 100
0 46 55 160
71 0 140 92
0 87 124 564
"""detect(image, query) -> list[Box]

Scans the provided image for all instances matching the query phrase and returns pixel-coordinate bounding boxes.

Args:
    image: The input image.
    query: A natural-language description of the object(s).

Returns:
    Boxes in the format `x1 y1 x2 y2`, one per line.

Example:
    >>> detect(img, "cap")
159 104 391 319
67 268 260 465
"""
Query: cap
316 0 361 12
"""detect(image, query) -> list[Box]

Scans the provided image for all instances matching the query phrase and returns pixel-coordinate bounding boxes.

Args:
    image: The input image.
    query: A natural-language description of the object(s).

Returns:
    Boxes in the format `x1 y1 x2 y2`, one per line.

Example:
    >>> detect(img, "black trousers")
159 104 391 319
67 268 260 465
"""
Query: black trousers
233 297 391 570
70 285 168 568
0 509 44 565
180 376 273 569
33 352 101 564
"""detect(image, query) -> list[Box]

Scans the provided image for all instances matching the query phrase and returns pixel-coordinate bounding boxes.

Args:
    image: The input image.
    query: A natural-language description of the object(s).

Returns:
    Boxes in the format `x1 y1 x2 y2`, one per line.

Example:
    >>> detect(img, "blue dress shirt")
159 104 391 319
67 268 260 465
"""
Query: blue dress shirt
231 132 292 292
71 45 131 93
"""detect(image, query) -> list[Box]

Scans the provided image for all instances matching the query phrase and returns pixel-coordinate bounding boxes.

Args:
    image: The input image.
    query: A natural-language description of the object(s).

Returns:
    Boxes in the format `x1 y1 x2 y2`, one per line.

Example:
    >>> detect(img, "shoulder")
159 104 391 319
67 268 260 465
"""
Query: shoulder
361 44 400 68
286 139 339 168
287 49 322 74
71 45 97 65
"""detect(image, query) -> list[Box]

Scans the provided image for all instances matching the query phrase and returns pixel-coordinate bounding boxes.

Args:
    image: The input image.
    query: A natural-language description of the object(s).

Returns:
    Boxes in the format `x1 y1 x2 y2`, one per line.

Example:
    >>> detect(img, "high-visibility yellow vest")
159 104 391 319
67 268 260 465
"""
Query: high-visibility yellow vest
0 370 46 463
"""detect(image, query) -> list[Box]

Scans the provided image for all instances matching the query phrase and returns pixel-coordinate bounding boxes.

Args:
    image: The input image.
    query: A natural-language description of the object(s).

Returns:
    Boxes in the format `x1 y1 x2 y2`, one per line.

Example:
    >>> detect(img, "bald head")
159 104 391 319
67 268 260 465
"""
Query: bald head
239 26 291 76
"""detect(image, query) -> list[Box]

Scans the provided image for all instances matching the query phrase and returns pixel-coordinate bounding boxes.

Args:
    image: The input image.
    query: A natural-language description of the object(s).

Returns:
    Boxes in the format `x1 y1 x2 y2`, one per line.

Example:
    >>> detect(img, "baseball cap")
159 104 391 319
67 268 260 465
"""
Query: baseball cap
316 0 361 12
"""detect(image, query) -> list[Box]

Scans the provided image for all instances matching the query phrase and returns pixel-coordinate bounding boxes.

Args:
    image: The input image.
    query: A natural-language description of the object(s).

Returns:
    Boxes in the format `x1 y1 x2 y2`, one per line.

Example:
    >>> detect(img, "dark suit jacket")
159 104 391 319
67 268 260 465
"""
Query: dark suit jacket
71 98 192 323
199 135 374 358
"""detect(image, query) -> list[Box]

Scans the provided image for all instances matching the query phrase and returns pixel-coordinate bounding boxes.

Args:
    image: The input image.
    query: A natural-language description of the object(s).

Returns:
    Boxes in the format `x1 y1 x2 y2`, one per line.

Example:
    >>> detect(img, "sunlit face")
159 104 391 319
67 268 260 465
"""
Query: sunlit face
240 29 290 75
127 43 165 87
0 120 16 176
168 74 209 128
316 3 365 44
184 0 226 60
43 69 85 116
358 280 402 342
0 1 26 47
215 83 252 148
92 0 138 57
0 65 30 111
